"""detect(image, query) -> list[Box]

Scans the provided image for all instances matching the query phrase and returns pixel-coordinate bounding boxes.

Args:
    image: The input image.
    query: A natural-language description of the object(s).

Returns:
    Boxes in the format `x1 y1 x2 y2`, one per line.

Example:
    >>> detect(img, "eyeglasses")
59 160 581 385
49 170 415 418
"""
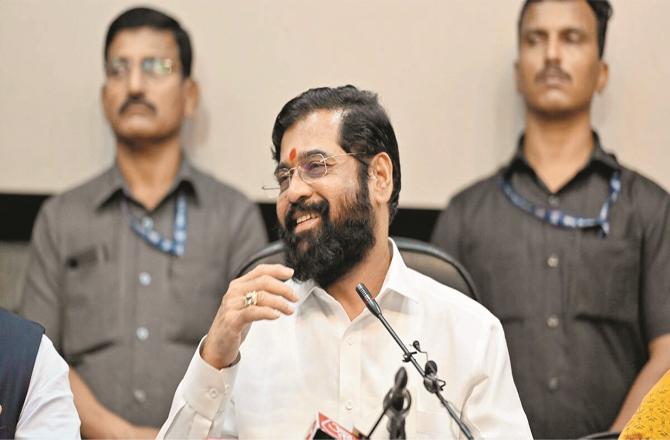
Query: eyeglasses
105 57 176 80
262 152 365 198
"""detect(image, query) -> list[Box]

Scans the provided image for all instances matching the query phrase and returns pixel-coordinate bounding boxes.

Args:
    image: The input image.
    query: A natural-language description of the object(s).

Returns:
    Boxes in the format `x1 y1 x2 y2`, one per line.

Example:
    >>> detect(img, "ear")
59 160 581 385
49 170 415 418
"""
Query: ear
514 60 521 92
101 84 113 121
182 78 199 117
367 152 394 207
595 61 609 94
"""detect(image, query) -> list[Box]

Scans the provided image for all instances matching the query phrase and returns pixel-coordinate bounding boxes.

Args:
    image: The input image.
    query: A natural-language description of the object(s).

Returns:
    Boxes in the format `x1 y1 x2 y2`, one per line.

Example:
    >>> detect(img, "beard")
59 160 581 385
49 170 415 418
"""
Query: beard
279 179 376 289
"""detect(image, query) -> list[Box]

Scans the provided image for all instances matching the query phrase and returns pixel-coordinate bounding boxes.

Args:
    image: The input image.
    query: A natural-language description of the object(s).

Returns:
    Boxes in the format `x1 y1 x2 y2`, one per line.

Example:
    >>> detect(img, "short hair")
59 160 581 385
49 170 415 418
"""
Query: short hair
518 0 613 58
104 7 193 77
271 85 402 222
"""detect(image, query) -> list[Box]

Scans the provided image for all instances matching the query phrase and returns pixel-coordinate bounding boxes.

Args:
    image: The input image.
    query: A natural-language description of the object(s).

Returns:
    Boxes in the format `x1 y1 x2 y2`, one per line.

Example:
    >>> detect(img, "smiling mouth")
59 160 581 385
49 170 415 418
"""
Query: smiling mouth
293 212 321 233
296 212 319 225
285 199 329 236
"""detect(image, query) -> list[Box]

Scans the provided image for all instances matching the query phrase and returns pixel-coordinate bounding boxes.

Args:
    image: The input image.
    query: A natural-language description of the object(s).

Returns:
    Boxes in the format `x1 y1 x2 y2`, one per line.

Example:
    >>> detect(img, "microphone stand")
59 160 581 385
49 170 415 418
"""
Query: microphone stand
356 283 475 440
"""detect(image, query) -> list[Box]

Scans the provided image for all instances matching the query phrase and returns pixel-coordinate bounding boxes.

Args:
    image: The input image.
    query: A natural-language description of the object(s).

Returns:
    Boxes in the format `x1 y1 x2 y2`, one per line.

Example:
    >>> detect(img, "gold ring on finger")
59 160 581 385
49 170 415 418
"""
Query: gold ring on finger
243 291 258 308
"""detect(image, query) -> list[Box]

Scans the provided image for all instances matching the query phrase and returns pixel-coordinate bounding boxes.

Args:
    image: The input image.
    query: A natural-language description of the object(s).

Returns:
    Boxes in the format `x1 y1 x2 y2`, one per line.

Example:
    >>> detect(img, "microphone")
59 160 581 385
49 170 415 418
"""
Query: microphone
389 367 408 409
355 284 425 374
355 283 381 317
385 367 411 439
355 283 475 440
364 367 412 440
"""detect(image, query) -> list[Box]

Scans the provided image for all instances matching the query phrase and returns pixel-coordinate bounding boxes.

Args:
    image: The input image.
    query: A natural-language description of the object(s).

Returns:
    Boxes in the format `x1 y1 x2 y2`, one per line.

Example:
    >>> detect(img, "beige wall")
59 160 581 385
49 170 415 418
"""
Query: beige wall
1 0 668 208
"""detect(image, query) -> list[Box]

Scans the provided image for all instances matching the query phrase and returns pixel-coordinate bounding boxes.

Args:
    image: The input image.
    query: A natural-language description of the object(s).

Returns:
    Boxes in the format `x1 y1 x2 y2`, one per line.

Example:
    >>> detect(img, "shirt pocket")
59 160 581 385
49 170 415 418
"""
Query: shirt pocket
61 245 120 362
570 237 641 324
166 258 227 344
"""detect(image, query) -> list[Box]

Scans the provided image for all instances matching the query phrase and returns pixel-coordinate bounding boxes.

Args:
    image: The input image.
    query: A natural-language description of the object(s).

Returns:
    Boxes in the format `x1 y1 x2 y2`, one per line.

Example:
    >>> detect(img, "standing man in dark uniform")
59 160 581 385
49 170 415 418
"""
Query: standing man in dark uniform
19 7 266 439
432 1 670 438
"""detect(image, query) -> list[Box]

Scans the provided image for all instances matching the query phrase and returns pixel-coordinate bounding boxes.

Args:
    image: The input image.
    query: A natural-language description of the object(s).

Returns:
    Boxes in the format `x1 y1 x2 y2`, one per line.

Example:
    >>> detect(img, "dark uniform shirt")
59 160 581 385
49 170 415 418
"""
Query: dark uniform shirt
19 159 267 427
431 134 670 439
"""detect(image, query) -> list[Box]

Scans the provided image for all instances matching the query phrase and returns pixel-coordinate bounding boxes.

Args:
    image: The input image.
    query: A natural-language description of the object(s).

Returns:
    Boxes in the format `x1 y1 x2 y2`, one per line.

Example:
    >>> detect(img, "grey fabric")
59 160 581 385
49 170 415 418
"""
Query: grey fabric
18 159 267 427
0 242 30 310
431 135 670 439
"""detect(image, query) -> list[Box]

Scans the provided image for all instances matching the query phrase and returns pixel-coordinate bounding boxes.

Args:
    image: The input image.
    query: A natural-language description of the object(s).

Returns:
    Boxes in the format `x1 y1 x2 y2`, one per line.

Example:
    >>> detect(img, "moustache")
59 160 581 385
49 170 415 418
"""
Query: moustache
535 65 571 83
119 96 157 115
284 200 329 233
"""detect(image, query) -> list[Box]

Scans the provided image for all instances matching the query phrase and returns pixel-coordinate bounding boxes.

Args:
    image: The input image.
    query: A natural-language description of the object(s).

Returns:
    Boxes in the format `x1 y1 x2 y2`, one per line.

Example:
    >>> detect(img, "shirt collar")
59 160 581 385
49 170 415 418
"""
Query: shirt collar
378 238 420 303
293 238 420 307
506 130 620 176
93 156 201 209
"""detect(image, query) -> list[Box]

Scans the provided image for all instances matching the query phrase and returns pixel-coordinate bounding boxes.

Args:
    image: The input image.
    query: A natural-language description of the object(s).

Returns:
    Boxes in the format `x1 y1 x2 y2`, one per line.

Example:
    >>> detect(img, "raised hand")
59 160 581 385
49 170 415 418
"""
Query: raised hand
201 264 298 369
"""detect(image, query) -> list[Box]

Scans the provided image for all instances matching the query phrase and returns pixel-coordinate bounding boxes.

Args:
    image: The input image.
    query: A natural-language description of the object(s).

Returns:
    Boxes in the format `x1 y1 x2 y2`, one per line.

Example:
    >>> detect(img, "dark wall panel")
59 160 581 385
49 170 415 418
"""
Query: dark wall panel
0 194 441 243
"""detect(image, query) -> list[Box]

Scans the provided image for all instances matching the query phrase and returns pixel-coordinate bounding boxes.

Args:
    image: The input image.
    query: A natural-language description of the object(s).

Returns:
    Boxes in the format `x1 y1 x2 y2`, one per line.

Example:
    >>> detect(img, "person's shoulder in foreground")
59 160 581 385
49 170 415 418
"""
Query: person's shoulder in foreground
0 308 80 439
619 369 670 440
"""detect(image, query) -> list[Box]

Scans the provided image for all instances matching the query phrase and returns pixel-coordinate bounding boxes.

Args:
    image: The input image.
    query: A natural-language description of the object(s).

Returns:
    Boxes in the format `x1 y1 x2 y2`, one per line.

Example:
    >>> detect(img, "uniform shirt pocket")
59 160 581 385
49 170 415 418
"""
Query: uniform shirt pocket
570 237 641 324
61 244 120 362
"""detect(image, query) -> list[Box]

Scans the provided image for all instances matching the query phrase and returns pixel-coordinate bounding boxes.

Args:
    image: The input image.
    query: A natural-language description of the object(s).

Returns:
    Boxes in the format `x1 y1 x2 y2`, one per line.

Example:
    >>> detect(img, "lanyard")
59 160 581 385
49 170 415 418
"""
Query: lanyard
500 171 621 237
124 192 188 256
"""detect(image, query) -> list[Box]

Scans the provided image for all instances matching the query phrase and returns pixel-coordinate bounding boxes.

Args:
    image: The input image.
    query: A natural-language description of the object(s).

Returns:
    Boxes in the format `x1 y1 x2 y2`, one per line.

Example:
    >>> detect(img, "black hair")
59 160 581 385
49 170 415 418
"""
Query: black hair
271 85 402 222
104 6 193 77
518 0 613 58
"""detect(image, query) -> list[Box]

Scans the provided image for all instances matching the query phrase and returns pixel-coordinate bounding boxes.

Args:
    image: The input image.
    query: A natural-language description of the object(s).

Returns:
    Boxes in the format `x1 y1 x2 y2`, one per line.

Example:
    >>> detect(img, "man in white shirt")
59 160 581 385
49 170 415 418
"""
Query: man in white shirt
159 85 531 439
0 308 80 439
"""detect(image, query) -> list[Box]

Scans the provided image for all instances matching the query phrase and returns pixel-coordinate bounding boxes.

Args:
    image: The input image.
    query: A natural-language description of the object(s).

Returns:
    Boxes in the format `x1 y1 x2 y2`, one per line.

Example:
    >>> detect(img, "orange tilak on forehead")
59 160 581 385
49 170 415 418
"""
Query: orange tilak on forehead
288 148 297 163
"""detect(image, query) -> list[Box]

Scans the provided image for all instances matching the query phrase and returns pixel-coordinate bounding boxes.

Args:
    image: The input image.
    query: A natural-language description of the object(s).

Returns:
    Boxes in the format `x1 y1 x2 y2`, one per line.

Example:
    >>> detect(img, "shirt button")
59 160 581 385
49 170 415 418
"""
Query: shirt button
133 388 147 403
345 400 354 411
139 272 152 286
208 388 219 399
547 377 560 392
547 315 561 328
546 254 559 268
136 327 149 341
142 217 154 229
347 338 354 346
547 315 560 329
548 195 560 207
